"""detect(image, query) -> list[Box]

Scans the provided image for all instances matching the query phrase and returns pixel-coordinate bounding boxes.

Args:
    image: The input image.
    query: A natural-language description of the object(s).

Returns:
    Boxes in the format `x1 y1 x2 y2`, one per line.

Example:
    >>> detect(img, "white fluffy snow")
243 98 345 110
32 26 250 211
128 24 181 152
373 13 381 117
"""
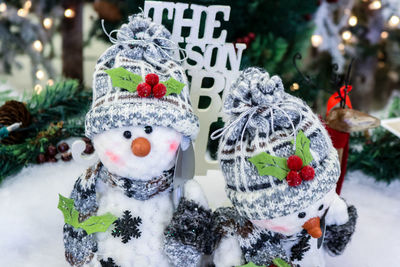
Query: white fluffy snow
0 162 399 267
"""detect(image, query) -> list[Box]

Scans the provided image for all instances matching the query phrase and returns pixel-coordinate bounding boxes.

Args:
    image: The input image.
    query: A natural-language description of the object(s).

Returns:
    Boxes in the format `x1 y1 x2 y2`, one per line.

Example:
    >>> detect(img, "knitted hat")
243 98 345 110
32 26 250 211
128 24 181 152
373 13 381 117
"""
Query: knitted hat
217 67 340 220
85 14 199 140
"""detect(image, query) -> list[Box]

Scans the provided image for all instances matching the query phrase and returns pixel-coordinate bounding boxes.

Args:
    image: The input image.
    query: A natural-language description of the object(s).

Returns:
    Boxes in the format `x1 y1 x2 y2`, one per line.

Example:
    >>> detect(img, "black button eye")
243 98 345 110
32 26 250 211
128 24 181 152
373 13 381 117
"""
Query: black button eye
298 212 306 219
144 126 153 134
123 131 132 139
318 204 324 211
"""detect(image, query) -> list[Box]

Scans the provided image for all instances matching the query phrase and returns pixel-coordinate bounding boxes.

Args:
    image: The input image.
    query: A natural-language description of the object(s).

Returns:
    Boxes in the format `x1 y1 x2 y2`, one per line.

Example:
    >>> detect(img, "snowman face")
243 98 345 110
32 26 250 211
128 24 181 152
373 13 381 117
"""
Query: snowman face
93 125 182 180
250 188 336 236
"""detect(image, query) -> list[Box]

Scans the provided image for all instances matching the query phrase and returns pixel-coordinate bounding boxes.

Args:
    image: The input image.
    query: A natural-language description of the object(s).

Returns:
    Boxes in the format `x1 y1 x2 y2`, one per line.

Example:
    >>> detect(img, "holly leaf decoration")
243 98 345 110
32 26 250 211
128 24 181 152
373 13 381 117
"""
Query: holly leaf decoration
161 77 185 96
292 130 313 166
272 257 291 267
105 67 142 92
58 194 117 235
80 213 118 235
238 262 264 267
248 152 289 180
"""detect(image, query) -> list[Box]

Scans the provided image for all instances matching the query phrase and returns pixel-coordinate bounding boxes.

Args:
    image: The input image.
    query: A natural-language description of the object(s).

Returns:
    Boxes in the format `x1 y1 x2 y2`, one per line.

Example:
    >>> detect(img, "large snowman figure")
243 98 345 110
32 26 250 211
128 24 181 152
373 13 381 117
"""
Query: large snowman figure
211 68 357 267
61 14 213 267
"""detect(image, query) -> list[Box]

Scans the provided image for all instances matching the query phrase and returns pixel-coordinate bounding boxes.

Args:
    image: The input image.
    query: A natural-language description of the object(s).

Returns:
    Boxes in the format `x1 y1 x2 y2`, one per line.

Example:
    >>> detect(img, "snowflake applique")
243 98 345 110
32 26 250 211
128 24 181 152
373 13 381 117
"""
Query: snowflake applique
111 210 142 243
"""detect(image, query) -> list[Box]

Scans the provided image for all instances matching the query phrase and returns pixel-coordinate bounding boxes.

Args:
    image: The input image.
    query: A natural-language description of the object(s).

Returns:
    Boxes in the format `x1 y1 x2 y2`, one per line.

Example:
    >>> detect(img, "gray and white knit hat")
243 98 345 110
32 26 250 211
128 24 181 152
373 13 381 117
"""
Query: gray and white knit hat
217 67 340 220
85 14 199 140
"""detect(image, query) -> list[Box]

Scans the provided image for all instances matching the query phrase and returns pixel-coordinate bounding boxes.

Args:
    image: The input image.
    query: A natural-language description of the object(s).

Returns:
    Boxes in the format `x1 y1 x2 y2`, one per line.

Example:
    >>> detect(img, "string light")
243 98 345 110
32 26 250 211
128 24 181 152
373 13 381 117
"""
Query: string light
64 8 75 18
43 18 53 29
311 34 323 47
290 83 300 91
17 8 28 17
338 43 345 51
388 15 400 27
32 40 43 52
344 9 351 15
0 3 7 13
342 31 352 41
47 79 54 86
36 70 45 80
348 16 358 27
369 1 382 10
23 0 32 10
381 31 389 39
34 84 43 94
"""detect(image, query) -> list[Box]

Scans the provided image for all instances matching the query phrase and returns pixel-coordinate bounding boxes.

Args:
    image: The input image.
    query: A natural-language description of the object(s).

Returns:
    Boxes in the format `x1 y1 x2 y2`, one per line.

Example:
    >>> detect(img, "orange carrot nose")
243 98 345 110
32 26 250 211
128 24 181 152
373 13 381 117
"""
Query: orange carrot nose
302 217 322 238
131 137 151 157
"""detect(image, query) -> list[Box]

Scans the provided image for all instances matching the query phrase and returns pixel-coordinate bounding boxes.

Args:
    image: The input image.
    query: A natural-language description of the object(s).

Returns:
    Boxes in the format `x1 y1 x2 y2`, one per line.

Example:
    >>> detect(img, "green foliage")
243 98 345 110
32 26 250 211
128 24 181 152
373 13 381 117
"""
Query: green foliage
292 130 313 166
0 80 91 182
58 194 118 235
272 258 291 267
162 77 185 96
105 67 143 92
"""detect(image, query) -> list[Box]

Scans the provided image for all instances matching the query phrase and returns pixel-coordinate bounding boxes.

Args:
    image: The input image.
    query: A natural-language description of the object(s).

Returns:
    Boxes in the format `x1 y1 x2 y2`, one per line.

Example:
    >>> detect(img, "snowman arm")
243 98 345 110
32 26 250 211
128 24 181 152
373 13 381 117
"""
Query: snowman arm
325 194 350 226
63 163 101 266
323 204 358 256
164 182 216 267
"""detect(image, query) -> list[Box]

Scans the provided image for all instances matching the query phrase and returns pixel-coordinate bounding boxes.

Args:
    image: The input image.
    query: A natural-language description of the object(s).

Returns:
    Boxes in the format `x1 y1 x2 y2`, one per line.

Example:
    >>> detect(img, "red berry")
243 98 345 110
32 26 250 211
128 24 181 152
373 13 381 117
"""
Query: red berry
286 171 302 187
236 37 244 44
301 165 315 181
137 83 152 97
287 155 303 171
153 83 167 98
145 73 159 87
46 145 57 157
248 32 256 41
243 36 251 46
57 142 69 153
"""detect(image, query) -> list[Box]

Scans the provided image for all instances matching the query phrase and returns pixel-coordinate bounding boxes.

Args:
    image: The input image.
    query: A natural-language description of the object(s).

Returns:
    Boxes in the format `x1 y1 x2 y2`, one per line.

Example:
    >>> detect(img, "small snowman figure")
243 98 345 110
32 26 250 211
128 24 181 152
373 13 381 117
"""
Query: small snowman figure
211 68 357 267
60 14 214 267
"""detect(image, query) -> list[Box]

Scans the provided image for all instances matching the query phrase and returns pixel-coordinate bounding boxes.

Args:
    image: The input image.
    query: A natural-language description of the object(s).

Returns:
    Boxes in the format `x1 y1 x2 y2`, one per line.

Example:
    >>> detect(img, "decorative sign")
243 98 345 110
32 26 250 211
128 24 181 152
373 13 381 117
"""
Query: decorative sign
144 1 246 175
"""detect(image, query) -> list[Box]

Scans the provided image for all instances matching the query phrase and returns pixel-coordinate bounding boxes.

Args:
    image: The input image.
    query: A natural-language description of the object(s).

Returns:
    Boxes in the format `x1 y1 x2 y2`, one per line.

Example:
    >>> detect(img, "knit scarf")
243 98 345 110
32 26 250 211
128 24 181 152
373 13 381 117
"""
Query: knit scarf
99 165 175 201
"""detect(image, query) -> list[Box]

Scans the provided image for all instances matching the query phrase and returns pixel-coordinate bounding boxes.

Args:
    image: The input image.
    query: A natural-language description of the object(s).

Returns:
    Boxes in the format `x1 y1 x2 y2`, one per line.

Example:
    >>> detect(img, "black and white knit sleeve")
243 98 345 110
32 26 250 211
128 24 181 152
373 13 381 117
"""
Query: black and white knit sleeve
164 198 216 267
323 205 358 256
63 163 101 266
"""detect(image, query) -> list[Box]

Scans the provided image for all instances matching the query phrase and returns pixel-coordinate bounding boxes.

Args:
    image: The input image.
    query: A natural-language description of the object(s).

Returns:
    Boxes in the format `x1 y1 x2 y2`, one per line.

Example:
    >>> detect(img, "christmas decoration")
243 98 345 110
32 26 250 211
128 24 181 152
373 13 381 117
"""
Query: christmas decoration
0 100 32 144
212 67 357 266
0 80 91 182
62 13 213 267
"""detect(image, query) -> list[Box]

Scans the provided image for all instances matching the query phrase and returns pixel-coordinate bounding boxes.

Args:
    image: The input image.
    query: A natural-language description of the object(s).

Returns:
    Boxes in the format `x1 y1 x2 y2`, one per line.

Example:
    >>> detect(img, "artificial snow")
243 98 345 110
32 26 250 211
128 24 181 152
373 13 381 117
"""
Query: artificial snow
0 162 399 267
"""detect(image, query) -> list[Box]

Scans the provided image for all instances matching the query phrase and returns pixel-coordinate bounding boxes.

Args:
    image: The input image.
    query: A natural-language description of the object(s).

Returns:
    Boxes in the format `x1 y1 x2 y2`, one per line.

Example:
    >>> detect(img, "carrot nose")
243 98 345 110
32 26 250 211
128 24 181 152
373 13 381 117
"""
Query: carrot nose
131 137 151 157
302 217 322 238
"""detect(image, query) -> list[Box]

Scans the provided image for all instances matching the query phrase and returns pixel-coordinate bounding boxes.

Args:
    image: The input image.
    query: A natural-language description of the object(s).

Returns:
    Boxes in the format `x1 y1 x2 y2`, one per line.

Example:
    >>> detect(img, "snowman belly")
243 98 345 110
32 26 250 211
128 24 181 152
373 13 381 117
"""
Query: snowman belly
94 180 174 267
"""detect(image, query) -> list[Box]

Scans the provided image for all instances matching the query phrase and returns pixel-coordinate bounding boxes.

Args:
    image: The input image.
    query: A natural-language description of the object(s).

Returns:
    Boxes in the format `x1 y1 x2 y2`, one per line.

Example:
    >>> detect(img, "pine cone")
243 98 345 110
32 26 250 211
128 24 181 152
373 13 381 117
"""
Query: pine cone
0 100 32 144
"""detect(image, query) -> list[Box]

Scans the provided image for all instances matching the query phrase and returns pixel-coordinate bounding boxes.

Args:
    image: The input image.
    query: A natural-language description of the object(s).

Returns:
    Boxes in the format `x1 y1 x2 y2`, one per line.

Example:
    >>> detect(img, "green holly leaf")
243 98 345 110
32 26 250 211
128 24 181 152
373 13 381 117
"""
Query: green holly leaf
248 152 289 180
272 257 291 267
237 262 265 267
292 130 313 166
58 194 117 235
161 77 185 96
105 67 142 92
57 194 79 228
79 213 118 235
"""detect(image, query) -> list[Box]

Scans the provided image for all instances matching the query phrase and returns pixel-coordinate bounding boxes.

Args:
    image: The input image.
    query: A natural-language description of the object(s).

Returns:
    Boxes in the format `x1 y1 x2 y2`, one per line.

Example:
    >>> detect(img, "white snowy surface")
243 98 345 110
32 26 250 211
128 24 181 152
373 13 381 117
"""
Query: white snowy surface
0 161 399 267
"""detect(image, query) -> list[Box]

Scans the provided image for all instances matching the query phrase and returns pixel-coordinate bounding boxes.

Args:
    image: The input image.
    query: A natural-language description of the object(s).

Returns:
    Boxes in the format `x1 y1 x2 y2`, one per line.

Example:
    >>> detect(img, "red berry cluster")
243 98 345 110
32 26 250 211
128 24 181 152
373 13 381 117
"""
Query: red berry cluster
137 73 166 99
235 32 256 47
286 155 315 187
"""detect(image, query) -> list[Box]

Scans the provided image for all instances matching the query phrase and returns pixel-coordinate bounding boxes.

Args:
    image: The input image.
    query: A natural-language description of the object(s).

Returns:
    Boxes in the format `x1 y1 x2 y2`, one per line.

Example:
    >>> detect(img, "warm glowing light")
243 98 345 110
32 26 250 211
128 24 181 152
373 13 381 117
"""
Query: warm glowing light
369 1 382 10
34 84 43 94
290 83 300 91
17 8 27 17
23 1 32 10
311 34 323 47
0 3 7 12
342 31 352 41
32 40 43 52
388 15 400 27
344 9 351 15
348 16 358 27
338 43 345 51
381 31 389 39
36 70 45 80
43 18 53 29
64 8 75 18
47 79 54 86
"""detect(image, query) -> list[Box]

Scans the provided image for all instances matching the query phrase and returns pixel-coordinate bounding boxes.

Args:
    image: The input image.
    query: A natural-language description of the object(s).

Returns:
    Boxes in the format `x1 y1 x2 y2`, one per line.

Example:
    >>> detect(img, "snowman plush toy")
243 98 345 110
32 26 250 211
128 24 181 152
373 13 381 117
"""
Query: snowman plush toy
211 68 357 267
59 14 214 267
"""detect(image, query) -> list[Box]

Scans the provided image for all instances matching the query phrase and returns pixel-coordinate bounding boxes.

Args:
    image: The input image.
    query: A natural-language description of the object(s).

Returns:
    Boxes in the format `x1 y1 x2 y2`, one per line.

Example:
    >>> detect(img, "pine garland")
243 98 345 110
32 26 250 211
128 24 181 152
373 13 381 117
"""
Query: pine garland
0 80 91 182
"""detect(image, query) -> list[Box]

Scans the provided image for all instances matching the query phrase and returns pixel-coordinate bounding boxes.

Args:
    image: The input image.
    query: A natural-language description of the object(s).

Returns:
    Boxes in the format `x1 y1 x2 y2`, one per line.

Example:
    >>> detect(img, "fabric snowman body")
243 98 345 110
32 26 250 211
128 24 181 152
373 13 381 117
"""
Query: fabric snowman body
212 67 357 267
62 14 215 267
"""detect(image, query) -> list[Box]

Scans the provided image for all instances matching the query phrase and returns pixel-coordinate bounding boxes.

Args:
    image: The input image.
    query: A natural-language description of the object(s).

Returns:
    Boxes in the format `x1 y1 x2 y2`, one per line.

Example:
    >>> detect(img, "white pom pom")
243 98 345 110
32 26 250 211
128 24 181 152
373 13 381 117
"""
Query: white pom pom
213 236 243 267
